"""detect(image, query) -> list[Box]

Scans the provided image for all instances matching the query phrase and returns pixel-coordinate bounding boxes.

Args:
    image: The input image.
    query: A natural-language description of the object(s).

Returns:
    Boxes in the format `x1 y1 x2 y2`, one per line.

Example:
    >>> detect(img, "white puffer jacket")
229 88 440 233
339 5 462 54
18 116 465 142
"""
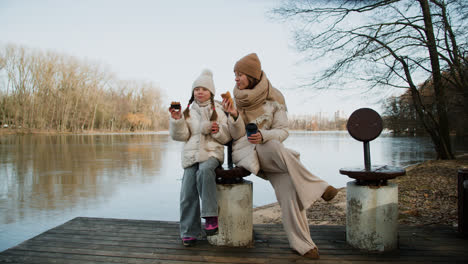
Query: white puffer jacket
228 100 289 177
170 101 231 168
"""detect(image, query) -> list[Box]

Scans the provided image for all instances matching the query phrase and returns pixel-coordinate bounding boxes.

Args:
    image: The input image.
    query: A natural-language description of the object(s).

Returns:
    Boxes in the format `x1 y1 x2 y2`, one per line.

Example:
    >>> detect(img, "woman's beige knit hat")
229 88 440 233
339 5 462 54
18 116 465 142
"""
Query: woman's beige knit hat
234 53 262 80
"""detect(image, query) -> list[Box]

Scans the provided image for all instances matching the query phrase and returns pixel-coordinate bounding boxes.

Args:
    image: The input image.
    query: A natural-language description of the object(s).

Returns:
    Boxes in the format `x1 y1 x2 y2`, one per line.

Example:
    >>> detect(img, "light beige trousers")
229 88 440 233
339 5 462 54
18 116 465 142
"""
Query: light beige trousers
256 140 329 255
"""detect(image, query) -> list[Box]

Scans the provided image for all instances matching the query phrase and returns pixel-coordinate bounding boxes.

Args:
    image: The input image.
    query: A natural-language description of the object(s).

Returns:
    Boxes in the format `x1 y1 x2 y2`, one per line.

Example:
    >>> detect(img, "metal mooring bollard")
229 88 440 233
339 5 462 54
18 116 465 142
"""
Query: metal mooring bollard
340 108 405 252
458 168 468 237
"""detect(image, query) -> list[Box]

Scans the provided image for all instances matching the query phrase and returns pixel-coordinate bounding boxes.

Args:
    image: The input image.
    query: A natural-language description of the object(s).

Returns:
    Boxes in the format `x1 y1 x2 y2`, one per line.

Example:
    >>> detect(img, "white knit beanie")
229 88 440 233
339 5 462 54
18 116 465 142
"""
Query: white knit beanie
192 69 215 95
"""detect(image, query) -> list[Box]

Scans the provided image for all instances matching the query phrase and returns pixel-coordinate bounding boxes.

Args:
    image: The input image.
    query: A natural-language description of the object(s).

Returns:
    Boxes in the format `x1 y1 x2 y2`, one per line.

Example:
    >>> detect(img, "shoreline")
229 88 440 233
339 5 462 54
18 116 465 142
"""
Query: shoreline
254 157 468 226
0 128 169 135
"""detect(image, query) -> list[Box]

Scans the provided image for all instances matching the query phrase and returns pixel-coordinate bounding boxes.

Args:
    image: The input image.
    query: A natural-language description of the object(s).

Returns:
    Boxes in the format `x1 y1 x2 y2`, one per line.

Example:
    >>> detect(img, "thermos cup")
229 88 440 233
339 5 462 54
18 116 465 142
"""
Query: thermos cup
246 123 258 137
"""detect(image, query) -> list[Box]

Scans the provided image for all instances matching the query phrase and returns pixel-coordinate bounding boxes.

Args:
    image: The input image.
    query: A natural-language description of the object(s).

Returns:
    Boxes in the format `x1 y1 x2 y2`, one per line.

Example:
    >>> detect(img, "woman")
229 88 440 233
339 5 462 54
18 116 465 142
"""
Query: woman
222 53 338 259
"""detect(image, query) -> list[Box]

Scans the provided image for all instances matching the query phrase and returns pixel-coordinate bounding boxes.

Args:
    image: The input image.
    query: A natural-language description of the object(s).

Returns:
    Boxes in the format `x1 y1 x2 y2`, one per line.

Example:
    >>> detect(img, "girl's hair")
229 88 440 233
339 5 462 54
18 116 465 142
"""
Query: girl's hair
209 96 218 121
183 92 218 121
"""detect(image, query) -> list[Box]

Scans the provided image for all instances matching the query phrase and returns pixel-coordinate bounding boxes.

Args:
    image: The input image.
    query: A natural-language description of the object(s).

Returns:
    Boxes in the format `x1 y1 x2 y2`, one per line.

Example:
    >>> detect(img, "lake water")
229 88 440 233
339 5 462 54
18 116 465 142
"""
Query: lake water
0 131 465 251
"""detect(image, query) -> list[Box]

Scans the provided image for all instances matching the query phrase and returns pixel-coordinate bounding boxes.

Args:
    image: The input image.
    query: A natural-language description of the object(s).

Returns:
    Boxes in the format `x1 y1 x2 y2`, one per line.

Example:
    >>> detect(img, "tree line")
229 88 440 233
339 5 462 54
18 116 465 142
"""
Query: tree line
0 44 169 132
382 63 467 136
289 111 347 131
0 44 352 134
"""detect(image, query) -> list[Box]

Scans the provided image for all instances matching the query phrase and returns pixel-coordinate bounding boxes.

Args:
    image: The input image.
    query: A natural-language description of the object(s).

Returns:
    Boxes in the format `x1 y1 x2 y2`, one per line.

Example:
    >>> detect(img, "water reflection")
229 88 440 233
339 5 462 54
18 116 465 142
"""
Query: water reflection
0 131 464 252
384 135 436 167
1 134 167 219
0 133 171 251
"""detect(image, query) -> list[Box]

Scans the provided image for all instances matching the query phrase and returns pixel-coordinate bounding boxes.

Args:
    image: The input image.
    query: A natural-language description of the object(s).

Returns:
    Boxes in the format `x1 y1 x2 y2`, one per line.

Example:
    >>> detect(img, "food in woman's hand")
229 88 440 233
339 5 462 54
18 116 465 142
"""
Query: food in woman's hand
170 101 181 110
221 91 233 106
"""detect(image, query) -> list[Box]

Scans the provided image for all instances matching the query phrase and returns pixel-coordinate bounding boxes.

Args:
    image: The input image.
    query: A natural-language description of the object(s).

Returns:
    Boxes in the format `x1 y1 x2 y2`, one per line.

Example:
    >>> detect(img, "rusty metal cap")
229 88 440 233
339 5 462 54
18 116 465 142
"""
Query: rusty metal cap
346 108 383 142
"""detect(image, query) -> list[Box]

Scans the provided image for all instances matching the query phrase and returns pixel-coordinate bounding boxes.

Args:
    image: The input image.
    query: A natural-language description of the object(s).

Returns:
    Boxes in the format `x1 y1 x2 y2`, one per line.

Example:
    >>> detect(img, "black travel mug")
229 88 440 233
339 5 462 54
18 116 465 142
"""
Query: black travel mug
245 123 258 137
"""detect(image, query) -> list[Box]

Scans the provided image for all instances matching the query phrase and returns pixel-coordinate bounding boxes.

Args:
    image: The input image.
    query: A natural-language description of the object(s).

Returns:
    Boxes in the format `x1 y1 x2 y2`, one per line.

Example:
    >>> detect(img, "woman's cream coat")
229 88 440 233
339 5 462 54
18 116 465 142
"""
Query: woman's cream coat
228 99 290 177
170 101 231 168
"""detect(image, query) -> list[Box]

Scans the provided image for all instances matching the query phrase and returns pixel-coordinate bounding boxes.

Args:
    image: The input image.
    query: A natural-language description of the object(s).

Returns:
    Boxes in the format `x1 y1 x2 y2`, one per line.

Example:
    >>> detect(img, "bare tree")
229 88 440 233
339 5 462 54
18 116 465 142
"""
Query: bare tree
272 0 467 159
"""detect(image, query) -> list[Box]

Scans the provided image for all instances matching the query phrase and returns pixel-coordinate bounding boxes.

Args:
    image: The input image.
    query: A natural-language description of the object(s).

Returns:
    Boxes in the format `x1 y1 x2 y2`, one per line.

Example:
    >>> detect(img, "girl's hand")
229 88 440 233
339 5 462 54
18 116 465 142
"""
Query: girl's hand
211 122 219 134
248 131 263 144
222 98 238 118
169 107 182 120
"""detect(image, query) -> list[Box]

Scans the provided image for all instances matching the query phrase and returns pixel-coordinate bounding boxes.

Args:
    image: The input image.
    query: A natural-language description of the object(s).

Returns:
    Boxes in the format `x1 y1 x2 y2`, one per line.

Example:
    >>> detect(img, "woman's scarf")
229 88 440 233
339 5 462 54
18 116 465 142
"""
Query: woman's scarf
233 71 286 128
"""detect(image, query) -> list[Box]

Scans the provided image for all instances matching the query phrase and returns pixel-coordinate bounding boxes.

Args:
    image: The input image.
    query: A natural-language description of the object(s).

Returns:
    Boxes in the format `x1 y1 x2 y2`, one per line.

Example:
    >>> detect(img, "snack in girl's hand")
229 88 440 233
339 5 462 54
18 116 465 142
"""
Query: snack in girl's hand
170 101 181 110
221 91 233 106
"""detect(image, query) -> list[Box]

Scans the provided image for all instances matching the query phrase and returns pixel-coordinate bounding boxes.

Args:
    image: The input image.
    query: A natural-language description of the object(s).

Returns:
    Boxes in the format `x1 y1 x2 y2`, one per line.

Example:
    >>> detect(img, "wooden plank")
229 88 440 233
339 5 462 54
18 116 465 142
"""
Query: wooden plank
15 240 468 261
0 250 213 264
6 244 468 264
28 232 353 253
39 231 341 247
0 251 422 264
14 236 468 261
5 246 271 264
1 217 467 264
14 240 295 259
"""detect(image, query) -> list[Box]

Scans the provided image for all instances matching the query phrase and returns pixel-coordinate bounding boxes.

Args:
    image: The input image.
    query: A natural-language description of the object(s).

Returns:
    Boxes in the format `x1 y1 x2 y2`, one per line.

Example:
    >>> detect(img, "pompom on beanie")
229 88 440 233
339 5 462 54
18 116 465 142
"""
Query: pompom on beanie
192 69 216 95
234 53 262 80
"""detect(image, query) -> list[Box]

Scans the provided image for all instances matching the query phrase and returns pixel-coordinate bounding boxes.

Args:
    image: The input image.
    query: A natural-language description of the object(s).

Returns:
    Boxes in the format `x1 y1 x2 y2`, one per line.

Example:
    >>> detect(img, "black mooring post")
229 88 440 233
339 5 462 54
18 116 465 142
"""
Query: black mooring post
227 140 233 169
458 168 468 237
364 141 371 171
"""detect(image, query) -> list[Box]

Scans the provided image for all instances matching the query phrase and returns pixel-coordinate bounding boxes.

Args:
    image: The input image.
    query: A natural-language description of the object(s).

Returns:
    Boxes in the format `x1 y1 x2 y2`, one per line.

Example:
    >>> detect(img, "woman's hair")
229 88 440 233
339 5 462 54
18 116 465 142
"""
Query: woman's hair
245 73 260 90
183 92 218 121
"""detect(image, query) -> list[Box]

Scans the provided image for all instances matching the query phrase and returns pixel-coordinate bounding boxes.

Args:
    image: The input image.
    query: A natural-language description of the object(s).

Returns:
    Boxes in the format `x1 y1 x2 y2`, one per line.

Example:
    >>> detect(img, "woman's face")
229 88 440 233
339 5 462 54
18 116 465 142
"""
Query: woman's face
193 87 211 103
235 71 249 90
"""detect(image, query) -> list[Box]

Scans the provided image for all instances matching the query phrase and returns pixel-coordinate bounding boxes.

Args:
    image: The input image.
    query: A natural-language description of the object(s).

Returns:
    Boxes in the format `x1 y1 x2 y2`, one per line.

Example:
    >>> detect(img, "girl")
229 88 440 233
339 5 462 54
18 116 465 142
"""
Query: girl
169 69 231 246
222 53 338 259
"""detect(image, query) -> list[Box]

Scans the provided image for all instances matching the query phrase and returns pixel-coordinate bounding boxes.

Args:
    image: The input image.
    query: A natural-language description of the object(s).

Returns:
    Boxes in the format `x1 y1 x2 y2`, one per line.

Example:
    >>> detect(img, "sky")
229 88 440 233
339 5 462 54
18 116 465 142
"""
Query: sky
0 0 391 117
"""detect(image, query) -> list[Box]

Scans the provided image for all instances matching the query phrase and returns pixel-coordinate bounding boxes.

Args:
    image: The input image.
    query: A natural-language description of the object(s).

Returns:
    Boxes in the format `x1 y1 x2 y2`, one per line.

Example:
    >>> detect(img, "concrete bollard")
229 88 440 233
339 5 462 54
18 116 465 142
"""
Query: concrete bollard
207 180 253 247
346 181 398 252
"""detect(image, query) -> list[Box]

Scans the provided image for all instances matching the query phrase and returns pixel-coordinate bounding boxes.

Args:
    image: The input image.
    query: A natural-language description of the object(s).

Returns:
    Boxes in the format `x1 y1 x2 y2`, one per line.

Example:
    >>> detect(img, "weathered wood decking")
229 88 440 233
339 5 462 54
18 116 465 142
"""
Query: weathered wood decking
1 217 467 263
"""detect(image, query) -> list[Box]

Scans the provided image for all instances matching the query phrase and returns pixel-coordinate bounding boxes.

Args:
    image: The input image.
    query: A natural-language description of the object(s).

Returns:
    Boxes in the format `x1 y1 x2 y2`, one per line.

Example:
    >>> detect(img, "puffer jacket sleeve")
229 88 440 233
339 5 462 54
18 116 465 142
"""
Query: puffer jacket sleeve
228 114 247 140
169 117 190 142
260 104 289 143
211 107 231 145
199 120 212 135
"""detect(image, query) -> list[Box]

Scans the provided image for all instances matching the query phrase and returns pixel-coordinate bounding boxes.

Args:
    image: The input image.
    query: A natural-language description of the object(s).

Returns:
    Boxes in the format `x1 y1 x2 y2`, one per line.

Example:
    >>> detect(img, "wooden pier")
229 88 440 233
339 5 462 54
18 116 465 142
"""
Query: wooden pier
1 217 467 263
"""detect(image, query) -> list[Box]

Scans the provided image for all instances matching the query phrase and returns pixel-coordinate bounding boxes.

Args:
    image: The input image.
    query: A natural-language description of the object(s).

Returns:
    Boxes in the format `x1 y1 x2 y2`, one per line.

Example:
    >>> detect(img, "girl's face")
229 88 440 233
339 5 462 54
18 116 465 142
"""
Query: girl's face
235 71 249 90
193 87 211 103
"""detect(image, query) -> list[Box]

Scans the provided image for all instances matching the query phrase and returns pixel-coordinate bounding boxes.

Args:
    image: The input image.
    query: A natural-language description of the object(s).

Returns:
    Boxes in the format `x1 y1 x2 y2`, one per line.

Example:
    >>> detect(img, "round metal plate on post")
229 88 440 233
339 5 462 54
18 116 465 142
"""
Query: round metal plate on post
347 108 383 142
340 108 405 184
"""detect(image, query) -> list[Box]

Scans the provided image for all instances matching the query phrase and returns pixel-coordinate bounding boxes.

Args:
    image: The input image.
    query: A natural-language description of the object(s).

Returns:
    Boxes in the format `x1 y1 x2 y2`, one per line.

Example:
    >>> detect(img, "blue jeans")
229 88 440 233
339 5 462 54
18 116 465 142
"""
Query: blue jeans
179 157 219 238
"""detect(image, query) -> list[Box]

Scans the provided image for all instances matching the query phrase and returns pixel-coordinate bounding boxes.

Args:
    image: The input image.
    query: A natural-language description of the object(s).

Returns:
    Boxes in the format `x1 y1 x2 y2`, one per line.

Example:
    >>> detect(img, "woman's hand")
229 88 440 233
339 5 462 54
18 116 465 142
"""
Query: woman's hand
211 122 219 134
169 107 182 120
222 98 238 118
248 131 263 144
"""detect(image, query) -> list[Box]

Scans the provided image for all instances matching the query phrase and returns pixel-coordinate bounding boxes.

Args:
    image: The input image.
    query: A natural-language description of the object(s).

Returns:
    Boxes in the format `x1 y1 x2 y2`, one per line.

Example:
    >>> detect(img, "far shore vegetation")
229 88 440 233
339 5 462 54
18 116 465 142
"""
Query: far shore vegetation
1 41 466 158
